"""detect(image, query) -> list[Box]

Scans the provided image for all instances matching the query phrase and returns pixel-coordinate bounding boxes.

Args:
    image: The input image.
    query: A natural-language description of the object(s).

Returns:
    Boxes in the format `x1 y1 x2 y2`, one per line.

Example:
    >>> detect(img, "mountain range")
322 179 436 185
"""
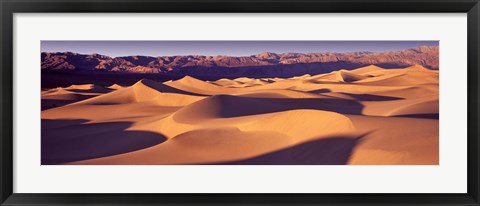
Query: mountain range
41 45 438 78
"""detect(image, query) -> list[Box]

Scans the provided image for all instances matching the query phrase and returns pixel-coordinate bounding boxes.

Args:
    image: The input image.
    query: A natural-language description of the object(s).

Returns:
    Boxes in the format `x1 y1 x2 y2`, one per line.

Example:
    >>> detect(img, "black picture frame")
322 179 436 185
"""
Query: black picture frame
1 0 479 205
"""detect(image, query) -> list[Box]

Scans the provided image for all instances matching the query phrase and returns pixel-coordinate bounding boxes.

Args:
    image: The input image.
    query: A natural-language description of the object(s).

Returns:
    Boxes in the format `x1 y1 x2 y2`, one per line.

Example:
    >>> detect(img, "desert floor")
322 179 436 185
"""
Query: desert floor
41 65 439 165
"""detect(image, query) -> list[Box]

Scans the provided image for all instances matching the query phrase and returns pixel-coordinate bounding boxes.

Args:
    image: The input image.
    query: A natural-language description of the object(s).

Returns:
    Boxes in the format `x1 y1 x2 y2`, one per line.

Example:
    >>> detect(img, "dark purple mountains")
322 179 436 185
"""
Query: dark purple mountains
41 46 438 78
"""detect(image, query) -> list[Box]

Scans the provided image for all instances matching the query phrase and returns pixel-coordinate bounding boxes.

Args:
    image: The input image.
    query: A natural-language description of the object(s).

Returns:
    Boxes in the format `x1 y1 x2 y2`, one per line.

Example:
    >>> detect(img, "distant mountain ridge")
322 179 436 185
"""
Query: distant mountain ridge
41 46 439 77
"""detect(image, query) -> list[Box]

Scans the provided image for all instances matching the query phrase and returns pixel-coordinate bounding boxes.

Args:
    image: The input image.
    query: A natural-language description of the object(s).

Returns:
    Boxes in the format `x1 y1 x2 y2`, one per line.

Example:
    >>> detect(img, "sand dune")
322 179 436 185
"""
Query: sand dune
108 83 125 90
346 115 438 164
64 84 111 92
41 84 114 110
337 70 368 83
349 65 385 75
42 65 439 165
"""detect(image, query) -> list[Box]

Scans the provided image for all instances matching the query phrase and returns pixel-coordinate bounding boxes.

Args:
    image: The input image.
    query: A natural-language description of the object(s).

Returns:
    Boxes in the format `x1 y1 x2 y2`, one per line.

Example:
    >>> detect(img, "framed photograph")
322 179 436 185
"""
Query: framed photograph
1 0 479 205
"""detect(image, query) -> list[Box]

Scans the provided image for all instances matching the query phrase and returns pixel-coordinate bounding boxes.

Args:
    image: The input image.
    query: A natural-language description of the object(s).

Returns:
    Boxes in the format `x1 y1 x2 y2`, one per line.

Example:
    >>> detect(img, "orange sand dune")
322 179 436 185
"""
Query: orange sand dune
41 84 115 110
108 83 125 90
42 65 439 165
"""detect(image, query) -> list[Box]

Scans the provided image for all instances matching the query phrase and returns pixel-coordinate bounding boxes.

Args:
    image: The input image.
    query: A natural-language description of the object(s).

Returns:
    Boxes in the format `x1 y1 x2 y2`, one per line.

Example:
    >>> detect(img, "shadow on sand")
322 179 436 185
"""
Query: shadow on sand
41 119 167 165
339 93 404 101
222 95 365 116
391 113 439 119
41 94 97 111
217 134 368 165
141 78 208 96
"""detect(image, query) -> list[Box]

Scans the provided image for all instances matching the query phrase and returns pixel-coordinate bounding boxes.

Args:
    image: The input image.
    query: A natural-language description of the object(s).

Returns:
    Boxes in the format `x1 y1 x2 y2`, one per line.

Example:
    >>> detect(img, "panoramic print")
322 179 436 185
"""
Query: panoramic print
41 41 439 165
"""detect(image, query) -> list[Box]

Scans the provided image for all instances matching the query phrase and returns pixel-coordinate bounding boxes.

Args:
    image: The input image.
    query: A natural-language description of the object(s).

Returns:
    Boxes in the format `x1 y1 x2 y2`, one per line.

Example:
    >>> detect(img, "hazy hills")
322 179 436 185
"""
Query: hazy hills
41 46 438 77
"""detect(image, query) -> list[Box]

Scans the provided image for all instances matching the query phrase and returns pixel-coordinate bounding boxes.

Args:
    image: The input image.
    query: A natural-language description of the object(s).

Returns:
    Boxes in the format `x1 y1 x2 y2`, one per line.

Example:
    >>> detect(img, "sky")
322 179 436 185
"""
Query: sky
41 41 439 57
